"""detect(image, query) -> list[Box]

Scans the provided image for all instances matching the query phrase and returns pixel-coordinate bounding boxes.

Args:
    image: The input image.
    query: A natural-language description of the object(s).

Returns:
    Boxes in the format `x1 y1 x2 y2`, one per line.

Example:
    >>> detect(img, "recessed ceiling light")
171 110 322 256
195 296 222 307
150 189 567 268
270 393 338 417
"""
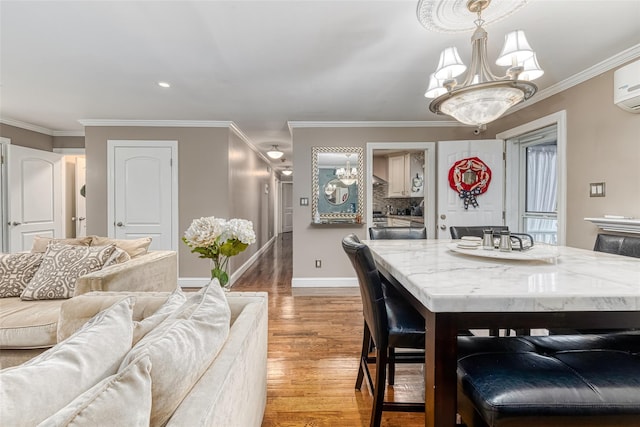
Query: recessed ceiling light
158 81 171 88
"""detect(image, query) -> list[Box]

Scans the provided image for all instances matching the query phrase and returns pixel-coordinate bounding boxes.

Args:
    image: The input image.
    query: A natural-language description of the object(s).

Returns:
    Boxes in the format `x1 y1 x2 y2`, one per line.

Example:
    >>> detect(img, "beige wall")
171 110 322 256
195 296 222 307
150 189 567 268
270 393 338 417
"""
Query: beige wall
84 126 233 278
53 135 85 149
291 126 470 281
228 129 275 272
491 64 640 250
0 124 53 150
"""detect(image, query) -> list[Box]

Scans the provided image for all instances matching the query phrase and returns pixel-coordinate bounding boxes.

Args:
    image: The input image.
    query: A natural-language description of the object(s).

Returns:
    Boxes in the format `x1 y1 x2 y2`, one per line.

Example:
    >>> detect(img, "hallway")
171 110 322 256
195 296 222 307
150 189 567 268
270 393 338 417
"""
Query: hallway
233 232 424 427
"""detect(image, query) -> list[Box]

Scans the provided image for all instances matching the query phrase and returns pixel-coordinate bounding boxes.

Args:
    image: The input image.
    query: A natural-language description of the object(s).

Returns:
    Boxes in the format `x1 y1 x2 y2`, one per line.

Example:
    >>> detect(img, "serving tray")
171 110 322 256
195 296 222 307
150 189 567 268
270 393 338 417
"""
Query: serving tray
447 242 560 261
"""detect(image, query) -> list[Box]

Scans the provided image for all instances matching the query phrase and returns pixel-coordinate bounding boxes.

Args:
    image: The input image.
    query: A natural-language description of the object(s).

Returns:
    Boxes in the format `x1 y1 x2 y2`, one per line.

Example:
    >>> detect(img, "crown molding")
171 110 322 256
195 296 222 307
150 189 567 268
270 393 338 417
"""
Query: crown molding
53 130 85 137
508 43 640 115
78 119 235 128
288 120 467 131
0 118 53 136
229 123 273 165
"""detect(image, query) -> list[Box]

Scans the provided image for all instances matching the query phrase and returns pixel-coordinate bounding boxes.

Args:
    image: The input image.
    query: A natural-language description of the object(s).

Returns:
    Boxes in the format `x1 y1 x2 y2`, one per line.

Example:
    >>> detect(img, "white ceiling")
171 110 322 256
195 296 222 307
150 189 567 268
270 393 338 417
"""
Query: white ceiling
1 0 639 167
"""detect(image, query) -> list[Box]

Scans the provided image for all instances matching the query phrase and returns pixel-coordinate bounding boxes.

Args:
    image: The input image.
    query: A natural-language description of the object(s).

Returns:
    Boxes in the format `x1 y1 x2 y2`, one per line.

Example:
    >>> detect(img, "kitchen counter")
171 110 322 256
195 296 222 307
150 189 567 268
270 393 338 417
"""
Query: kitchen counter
385 214 424 224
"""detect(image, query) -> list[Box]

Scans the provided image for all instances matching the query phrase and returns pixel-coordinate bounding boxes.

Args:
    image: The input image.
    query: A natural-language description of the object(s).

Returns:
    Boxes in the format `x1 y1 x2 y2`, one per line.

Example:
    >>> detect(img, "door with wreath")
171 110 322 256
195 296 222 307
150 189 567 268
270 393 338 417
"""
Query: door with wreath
436 140 504 239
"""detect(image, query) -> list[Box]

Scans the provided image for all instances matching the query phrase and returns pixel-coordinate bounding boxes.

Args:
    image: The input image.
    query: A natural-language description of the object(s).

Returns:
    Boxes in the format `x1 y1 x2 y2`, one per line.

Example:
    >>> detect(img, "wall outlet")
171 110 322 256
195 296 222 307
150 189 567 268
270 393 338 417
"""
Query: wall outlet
315 260 322 268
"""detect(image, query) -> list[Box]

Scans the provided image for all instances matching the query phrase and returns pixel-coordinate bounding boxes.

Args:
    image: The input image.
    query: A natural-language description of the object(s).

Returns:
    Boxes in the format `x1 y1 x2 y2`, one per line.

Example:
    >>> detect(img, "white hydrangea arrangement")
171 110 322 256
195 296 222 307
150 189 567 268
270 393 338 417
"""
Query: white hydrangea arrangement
183 216 256 287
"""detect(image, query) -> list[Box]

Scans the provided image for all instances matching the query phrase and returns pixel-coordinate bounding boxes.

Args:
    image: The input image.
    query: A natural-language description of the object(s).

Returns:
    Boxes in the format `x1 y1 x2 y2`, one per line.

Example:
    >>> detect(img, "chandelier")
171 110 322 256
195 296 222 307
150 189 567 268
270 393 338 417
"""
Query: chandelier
335 154 357 186
266 145 284 159
422 0 543 126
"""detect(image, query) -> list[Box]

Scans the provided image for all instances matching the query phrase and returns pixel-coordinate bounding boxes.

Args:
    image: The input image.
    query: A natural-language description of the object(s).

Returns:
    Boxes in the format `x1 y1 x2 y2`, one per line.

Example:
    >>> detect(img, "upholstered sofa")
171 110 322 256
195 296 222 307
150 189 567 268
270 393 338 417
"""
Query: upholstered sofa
0 286 269 427
0 237 177 365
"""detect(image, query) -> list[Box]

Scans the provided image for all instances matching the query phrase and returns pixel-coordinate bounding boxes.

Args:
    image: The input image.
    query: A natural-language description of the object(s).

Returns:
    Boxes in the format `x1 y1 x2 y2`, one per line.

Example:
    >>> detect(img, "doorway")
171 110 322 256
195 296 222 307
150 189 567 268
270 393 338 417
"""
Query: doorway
107 140 178 251
366 142 436 239
499 111 567 245
281 181 293 233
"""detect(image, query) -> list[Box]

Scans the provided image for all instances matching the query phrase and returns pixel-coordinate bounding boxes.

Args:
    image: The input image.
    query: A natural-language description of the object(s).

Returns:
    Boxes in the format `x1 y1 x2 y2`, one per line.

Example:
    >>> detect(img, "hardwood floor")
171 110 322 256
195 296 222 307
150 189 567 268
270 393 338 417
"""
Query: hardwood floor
232 232 425 427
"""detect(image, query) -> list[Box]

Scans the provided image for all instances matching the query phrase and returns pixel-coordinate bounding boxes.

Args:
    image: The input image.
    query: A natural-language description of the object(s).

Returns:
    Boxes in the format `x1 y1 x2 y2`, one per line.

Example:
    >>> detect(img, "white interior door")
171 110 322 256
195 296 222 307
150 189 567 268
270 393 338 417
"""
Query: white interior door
109 141 177 251
74 156 87 237
437 140 504 239
7 145 63 252
281 182 293 233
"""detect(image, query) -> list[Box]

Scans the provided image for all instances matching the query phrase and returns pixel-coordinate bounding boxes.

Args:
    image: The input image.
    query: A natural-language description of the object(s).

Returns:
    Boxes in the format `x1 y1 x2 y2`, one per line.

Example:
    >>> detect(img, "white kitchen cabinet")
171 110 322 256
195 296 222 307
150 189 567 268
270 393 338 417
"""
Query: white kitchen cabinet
387 154 410 197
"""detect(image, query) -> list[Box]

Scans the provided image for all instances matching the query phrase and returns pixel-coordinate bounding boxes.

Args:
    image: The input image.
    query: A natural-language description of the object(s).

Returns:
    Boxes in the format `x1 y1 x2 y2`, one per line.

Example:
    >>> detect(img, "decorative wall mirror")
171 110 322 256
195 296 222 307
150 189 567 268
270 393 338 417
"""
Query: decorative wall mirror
312 146 364 223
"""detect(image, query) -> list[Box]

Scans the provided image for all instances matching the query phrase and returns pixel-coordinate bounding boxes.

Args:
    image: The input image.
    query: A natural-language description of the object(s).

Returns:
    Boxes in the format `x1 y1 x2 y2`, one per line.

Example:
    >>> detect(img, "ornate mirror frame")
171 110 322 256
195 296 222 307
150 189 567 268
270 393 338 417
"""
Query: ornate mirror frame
312 146 364 222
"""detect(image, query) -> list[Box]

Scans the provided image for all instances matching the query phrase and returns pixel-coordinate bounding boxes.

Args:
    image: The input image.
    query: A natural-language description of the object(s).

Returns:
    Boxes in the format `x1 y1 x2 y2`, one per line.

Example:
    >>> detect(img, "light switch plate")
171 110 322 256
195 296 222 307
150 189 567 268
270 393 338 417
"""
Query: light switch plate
589 182 606 197
300 197 309 206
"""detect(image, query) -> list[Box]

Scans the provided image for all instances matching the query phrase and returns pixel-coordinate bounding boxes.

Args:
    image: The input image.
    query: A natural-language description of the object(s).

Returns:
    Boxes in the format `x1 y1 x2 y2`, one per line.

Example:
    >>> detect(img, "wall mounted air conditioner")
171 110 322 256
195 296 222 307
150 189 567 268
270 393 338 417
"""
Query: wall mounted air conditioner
614 59 640 113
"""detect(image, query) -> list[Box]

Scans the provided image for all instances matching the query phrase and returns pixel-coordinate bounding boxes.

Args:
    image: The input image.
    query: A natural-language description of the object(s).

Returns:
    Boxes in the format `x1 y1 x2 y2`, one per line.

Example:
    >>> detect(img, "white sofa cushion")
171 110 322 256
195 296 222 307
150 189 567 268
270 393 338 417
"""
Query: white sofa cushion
0 297 63 349
0 252 44 297
0 298 134 426
37 353 152 427
21 243 116 300
132 287 187 344
119 280 230 426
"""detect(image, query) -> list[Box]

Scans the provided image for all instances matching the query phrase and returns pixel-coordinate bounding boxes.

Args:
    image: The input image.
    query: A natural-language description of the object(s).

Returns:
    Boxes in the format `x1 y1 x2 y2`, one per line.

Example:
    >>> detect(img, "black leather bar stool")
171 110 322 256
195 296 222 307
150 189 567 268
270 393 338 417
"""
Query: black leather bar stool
368 226 426 385
449 225 508 240
342 234 425 427
369 226 426 240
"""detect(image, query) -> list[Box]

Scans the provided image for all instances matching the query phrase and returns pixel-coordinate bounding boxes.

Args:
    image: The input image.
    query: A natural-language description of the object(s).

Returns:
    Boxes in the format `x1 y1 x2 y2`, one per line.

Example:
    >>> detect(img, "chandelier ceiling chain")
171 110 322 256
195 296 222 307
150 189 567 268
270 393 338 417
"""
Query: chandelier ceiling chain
422 0 544 127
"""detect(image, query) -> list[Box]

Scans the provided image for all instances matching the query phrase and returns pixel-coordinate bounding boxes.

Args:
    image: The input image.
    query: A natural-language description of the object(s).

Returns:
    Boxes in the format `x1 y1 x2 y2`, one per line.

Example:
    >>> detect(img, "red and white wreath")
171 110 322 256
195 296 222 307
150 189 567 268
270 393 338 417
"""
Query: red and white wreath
448 157 492 209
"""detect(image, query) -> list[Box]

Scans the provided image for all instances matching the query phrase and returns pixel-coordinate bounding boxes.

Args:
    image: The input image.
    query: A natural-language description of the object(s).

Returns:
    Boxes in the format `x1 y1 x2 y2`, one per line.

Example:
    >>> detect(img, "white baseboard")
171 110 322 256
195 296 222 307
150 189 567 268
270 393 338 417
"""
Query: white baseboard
178 235 276 288
291 277 358 288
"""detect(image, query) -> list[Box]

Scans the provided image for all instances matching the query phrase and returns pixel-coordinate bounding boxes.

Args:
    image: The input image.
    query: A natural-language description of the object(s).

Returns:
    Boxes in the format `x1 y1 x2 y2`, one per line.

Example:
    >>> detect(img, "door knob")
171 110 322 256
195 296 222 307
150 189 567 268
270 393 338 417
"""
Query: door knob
440 224 446 230
78 217 86 221
440 214 447 220
11 221 22 226
116 222 123 227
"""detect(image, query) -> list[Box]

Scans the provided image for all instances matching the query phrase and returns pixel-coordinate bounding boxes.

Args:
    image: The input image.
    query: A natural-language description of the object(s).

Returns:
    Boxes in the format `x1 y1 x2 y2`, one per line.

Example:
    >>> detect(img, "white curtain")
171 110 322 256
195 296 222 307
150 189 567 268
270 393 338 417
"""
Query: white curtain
525 144 557 244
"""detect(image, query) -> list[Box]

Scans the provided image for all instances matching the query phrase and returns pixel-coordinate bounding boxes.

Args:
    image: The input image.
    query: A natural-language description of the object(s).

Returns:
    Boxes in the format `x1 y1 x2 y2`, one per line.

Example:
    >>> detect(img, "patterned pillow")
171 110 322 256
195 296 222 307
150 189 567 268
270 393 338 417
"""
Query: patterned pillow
102 246 131 268
21 243 116 301
0 253 45 298
31 236 93 253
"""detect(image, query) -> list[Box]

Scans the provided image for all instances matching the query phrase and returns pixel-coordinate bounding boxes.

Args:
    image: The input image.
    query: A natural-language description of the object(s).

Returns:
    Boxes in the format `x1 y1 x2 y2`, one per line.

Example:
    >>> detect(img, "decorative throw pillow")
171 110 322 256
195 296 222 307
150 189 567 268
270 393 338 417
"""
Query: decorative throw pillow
118 280 231 426
132 287 187 344
31 236 93 253
21 243 116 301
90 236 152 259
37 353 152 427
0 252 44 297
0 298 134 427
102 246 131 268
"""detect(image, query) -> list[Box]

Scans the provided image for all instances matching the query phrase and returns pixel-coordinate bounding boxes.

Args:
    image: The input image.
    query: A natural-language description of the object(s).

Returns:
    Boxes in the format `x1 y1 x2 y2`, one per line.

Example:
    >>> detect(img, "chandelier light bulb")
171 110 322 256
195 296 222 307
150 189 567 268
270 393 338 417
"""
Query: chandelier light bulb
434 47 467 80
496 30 534 67
519 54 544 81
425 74 447 99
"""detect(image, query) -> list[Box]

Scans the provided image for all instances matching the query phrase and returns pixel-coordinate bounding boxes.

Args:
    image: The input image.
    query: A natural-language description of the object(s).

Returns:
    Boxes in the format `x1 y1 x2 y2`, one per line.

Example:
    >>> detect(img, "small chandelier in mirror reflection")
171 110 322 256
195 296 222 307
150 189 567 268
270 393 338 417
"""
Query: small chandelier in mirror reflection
335 154 358 186
421 0 543 126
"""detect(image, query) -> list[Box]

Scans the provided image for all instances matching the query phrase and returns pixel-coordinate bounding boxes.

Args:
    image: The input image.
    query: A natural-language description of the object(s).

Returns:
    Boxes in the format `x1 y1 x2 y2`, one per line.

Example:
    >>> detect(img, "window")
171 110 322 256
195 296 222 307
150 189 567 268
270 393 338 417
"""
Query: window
519 125 558 244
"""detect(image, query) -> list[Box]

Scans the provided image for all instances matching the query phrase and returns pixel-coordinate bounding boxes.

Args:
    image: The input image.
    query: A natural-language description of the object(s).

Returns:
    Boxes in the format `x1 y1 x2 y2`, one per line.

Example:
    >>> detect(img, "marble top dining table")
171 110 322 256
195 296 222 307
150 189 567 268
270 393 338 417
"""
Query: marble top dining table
364 239 640 427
